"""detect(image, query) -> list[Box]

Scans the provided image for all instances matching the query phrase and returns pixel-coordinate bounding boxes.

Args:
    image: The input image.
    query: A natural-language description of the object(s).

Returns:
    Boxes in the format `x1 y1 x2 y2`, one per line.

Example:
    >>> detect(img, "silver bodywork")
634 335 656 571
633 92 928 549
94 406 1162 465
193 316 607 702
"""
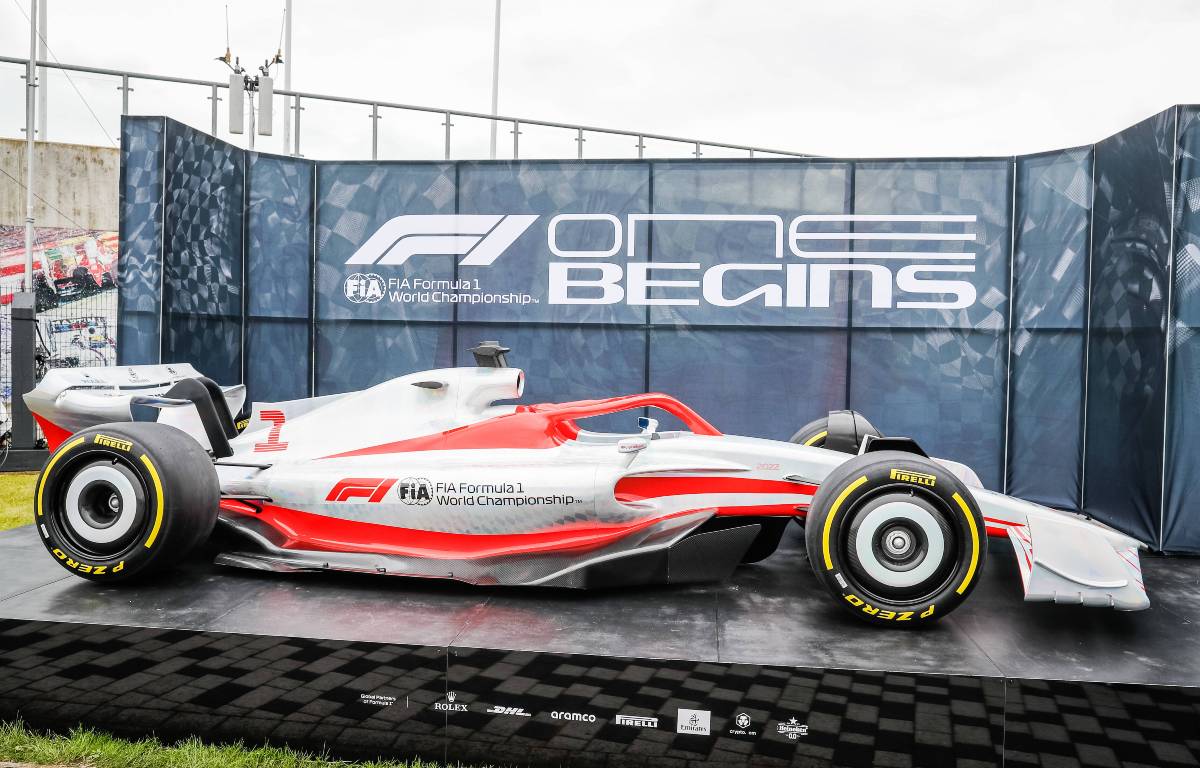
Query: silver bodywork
24 363 1149 610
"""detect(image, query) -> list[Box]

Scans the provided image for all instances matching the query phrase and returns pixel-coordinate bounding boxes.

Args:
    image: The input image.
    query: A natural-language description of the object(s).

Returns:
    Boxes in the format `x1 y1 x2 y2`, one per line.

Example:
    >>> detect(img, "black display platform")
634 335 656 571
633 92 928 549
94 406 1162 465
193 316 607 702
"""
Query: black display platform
1 523 1198 767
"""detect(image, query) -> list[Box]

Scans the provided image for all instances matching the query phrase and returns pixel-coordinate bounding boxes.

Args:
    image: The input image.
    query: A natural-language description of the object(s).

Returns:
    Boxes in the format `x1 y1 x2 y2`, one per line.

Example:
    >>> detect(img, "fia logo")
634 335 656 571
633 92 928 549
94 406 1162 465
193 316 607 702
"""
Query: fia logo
396 477 434 506
344 273 386 304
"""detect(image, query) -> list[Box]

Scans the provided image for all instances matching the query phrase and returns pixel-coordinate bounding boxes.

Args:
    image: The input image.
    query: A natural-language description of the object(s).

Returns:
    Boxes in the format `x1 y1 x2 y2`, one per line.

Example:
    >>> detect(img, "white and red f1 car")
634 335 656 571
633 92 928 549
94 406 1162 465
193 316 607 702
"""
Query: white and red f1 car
23 342 1148 626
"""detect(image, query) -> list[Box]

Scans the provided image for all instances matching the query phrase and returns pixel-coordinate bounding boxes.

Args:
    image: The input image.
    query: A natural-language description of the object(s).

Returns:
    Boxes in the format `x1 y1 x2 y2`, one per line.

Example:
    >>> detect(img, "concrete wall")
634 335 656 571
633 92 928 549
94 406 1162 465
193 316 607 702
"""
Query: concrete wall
0 139 119 231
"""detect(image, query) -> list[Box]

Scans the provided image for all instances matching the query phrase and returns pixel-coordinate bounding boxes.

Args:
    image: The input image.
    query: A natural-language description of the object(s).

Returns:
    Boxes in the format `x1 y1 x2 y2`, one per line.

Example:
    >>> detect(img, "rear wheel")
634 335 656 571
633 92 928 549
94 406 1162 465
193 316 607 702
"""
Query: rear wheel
804 450 985 626
790 410 882 454
34 422 219 582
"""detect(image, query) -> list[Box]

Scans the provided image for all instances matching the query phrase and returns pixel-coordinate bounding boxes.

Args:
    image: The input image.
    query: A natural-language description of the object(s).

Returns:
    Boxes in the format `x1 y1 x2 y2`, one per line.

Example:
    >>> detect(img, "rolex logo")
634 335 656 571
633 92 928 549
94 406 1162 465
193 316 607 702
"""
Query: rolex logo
435 691 467 712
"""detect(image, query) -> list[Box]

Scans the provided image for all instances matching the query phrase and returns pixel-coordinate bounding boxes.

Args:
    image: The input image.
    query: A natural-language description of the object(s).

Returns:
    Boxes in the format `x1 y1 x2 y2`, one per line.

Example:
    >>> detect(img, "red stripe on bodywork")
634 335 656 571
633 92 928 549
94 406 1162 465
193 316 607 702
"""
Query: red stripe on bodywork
615 476 817 502
34 415 73 453
713 503 809 517
322 392 721 459
218 501 710 560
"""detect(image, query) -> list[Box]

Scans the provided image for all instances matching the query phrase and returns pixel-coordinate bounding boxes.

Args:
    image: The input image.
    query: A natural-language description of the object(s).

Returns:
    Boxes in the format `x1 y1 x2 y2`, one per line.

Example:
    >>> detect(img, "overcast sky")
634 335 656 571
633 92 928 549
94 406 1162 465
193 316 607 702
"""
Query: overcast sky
2 0 1198 160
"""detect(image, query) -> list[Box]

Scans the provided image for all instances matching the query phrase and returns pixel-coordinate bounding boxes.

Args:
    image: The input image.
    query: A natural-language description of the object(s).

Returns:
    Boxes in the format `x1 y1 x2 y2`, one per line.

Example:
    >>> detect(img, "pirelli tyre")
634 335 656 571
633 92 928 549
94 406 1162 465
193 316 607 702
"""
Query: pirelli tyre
804 450 986 626
790 410 882 454
34 422 219 582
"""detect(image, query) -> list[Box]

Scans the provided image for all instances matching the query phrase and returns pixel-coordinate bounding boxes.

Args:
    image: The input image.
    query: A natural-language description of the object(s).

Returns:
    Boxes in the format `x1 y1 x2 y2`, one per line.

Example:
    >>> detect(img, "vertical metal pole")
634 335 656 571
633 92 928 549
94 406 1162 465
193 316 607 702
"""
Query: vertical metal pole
11 293 38 448
209 83 219 135
443 111 452 160
119 73 129 114
488 0 501 159
636 135 644 159
281 0 293 154
293 95 301 156
576 128 584 159
247 85 256 151
693 141 701 159
749 149 755 159
24 0 39 291
36 0 46 140
370 104 379 160
512 120 519 159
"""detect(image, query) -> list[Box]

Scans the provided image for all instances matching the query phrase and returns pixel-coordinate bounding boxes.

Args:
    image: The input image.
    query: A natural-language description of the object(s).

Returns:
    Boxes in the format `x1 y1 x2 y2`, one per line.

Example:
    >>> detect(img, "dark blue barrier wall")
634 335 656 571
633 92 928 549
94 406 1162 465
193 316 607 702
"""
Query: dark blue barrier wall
118 111 1200 553
1008 148 1091 511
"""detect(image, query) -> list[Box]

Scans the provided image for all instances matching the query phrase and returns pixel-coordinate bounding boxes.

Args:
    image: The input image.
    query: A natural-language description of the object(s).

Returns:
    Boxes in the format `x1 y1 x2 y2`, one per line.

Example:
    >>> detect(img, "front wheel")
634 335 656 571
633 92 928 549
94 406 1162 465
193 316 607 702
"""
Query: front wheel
804 450 986 626
35 422 219 582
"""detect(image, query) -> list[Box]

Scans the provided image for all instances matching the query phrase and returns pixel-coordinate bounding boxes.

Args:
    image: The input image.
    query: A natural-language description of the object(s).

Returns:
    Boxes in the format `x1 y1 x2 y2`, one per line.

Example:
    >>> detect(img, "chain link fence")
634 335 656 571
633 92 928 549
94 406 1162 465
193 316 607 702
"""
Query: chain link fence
0 226 118 446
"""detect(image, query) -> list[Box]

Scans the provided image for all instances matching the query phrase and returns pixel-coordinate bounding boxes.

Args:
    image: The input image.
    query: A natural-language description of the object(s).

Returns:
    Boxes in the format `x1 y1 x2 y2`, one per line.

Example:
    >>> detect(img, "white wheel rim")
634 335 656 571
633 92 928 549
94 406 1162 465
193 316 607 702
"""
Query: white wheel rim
64 464 139 545
853 500 946 589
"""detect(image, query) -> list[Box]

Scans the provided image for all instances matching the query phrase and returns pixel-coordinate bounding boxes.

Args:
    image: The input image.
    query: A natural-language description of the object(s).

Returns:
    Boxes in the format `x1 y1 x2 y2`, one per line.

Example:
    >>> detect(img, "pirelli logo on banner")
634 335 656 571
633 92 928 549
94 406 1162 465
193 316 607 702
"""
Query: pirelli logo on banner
890 469 937 487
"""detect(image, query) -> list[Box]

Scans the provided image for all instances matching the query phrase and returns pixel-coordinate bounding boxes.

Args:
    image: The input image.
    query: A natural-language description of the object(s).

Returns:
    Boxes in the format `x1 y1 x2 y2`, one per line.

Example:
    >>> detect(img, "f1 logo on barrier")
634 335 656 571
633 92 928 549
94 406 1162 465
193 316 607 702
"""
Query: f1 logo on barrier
345 214 539 267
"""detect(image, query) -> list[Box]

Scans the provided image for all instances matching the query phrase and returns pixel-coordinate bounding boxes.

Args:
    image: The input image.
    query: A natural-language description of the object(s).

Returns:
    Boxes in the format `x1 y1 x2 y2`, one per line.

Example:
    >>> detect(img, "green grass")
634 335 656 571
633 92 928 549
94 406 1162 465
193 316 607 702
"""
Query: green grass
0 721 451 768
0 471 36 531
0 482 459 768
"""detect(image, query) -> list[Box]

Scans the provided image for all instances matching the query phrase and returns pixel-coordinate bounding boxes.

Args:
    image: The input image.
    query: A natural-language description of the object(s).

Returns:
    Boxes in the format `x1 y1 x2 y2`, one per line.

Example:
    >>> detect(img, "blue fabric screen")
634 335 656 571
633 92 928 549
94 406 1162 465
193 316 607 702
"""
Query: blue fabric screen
119 109 1200 552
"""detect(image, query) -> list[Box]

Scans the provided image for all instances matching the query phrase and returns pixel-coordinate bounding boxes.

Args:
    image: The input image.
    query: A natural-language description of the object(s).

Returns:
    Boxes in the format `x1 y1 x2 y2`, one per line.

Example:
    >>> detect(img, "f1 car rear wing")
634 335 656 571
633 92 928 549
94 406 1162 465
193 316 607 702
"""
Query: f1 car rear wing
23 364 246 453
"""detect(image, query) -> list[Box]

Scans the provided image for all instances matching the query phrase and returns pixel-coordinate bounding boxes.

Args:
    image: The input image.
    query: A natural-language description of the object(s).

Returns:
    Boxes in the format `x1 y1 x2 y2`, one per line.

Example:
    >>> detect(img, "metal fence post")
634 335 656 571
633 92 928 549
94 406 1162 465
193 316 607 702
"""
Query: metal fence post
208 84 220 135
118 74 131 115
749 149 755 159
576 128 584 159
293 95 302 157
370 104 379 160
636 135 645 159
512 120 520 159
693 141 701 159
10 292 37 449
443 111 453 160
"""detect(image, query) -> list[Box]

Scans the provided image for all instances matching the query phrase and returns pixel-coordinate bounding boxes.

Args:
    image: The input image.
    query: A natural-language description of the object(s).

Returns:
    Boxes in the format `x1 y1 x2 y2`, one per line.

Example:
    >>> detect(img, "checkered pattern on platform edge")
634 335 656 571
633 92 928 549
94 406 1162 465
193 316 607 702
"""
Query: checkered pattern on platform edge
0 619 446 762
444 645 1004 767
1004 678 1200 768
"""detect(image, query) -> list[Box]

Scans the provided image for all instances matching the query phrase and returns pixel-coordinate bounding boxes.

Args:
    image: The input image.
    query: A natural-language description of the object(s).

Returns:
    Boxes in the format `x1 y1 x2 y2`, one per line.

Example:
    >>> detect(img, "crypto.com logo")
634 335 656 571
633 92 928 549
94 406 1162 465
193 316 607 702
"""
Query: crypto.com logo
345 214 538 266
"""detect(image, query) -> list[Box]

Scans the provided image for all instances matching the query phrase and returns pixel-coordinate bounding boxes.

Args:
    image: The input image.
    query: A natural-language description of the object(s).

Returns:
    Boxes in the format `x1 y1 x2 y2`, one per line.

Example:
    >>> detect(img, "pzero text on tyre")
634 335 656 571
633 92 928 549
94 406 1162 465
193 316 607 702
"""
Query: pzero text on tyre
34 422 219 582
804 450 986 625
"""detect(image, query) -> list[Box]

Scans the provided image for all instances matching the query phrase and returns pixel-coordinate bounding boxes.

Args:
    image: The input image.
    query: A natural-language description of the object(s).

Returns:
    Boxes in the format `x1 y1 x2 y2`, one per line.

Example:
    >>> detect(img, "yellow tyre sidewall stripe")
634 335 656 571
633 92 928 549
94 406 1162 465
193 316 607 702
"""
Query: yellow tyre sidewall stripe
821 475 868 570
952 491 980 594
36 437 86 517
140 454 165 549
802 430 828 447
